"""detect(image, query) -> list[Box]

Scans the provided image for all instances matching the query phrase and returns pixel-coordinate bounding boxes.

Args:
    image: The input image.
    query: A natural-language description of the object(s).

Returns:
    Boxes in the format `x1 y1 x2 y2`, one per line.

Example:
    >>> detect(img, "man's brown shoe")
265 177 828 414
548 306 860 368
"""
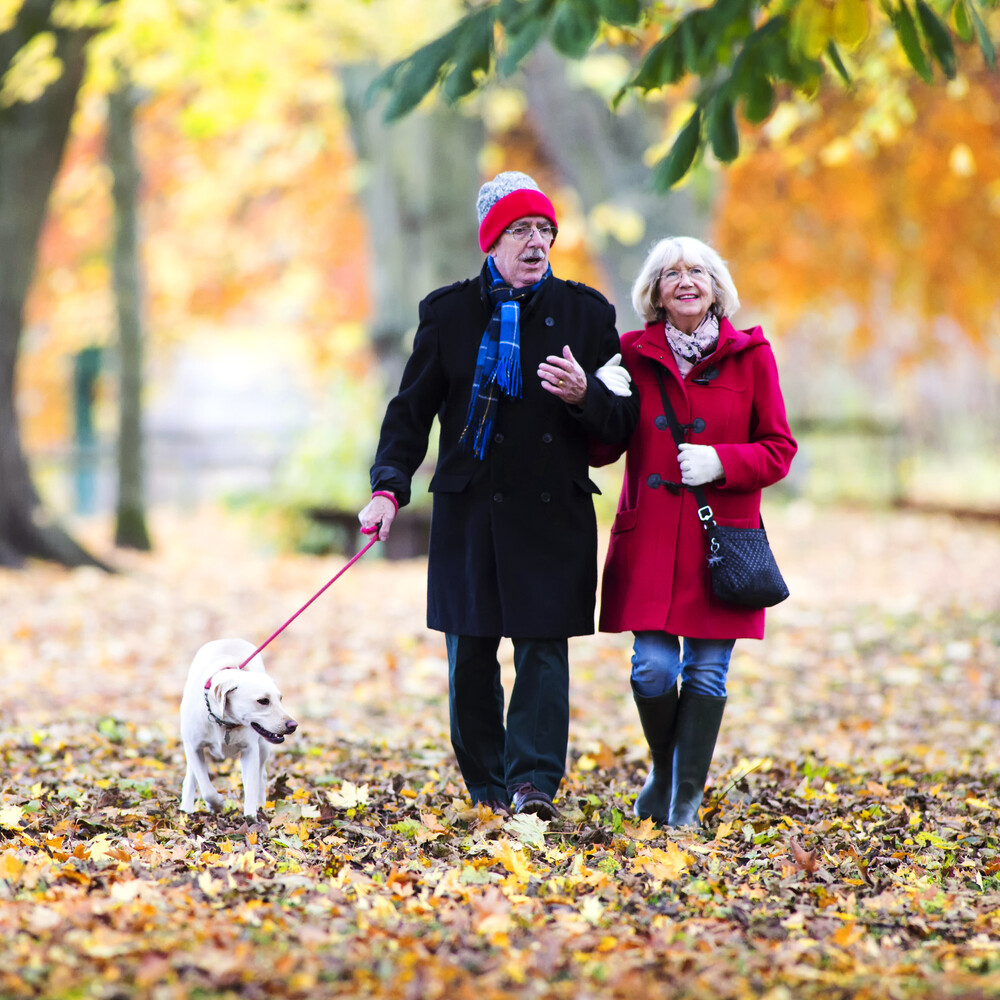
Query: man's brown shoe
510 783 559 820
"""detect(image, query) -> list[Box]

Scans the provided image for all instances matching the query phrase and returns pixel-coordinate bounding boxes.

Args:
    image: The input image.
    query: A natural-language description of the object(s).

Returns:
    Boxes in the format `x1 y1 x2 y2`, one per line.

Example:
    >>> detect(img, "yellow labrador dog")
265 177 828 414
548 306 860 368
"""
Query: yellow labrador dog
180 638 298 819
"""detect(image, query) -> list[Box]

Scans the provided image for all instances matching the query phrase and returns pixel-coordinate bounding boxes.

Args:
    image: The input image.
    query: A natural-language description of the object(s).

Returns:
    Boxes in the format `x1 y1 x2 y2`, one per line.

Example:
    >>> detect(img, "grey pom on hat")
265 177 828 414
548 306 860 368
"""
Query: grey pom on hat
476 171 541 224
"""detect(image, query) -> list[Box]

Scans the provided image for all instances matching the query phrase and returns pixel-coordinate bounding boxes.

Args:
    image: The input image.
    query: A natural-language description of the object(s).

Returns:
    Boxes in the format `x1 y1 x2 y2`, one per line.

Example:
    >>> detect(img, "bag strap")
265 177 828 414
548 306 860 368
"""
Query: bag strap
649 362 718 537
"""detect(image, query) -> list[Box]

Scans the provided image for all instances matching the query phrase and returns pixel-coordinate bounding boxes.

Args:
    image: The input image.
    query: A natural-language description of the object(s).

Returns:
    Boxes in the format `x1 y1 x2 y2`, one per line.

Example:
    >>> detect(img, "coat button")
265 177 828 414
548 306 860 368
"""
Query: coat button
493 493 503 503
541 432 553 444
494 432 504 444
540 493 551 503
544 317 555 327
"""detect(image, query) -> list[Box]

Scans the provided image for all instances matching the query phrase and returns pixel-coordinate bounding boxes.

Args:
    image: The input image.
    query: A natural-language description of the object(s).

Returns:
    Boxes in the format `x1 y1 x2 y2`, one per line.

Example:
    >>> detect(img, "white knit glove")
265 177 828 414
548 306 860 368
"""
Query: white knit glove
677 443 724 486
594 353 632 397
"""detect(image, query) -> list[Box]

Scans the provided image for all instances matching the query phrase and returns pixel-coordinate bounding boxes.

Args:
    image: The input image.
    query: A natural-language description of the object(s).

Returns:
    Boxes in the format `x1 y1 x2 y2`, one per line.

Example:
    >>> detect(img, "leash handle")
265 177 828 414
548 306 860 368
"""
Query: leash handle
204 528 381 689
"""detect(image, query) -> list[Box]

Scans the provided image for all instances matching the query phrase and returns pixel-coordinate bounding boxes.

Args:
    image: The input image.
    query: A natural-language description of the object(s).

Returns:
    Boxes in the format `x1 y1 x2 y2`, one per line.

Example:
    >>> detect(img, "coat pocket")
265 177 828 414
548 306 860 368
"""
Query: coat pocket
428 471 473 494
610 508 638 533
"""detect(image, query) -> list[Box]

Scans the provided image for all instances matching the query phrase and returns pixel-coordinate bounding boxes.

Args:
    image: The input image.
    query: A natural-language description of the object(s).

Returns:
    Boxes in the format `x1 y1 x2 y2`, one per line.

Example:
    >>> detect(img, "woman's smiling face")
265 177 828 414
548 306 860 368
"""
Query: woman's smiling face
658 260 715 334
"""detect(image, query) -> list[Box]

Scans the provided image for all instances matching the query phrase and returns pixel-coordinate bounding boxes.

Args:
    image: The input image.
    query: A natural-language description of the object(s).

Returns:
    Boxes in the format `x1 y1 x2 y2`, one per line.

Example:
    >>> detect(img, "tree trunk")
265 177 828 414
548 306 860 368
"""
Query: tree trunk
107 77 151 551
522 44 712 323
0 3 111 569
341 65 484 394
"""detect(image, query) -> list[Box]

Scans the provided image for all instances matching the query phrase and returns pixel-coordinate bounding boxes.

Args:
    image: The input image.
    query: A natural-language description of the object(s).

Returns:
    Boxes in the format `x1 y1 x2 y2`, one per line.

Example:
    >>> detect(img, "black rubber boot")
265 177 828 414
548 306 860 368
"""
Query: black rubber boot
669 691 726 828
631 683 680 824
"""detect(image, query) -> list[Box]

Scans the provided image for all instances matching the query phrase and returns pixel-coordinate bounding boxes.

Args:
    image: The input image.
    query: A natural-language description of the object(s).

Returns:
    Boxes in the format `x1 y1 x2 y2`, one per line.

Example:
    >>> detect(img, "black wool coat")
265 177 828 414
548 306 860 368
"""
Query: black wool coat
370 264 638 638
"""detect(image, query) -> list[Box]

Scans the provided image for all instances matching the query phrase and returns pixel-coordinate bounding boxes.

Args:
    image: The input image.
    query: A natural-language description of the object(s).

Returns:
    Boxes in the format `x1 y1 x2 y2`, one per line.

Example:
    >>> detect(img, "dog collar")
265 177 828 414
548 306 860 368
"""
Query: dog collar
204 691 239 732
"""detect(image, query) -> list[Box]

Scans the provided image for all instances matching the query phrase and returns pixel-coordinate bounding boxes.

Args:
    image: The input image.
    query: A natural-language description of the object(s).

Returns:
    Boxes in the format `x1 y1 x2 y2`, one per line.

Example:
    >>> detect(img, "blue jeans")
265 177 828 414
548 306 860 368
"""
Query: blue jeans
630 631 735 699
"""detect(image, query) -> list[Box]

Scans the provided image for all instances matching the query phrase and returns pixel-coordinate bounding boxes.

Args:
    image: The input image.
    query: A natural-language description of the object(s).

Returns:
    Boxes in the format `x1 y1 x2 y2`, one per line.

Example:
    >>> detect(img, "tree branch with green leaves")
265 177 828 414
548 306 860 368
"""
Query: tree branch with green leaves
369 0 997 188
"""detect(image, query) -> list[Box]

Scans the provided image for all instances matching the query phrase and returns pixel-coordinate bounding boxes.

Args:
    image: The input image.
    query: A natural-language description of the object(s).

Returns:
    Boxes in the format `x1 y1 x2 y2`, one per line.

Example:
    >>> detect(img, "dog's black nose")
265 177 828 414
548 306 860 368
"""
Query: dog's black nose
286 720 298 733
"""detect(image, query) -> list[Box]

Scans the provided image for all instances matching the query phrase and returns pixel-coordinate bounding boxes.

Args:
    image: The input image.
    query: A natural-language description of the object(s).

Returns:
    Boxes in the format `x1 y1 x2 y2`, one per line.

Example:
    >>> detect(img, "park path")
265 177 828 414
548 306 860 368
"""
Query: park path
3 501 997 774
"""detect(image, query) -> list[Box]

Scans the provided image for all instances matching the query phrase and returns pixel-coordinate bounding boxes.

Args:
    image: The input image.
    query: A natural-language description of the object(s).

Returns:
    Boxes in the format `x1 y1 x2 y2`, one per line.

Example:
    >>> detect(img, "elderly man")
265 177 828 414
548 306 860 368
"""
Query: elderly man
359 171 636 819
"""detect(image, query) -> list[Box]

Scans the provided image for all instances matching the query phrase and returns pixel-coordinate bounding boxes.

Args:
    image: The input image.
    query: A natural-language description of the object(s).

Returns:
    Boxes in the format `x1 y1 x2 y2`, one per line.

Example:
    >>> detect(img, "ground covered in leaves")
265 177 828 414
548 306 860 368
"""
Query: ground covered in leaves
2 502 999 999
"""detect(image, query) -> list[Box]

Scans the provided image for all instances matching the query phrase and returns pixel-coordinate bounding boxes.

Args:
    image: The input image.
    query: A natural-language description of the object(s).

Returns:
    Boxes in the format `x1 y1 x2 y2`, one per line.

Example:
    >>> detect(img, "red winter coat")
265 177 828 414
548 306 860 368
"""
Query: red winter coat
593 318 797 640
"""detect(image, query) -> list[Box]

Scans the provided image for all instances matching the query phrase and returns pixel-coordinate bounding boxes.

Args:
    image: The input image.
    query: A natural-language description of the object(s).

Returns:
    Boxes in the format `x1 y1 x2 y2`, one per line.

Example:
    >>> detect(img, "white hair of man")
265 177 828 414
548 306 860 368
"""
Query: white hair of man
631 236 740 324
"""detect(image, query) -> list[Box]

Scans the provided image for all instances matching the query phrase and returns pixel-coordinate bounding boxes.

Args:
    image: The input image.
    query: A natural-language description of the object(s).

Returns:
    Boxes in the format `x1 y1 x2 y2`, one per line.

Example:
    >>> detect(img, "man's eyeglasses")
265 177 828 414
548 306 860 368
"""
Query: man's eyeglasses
504 223 558 243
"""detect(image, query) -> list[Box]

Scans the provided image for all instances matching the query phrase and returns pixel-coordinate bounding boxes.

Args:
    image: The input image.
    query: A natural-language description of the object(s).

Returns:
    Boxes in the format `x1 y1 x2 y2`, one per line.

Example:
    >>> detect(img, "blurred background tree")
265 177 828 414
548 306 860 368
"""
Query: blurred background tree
1 0 998 567
1 0 106 566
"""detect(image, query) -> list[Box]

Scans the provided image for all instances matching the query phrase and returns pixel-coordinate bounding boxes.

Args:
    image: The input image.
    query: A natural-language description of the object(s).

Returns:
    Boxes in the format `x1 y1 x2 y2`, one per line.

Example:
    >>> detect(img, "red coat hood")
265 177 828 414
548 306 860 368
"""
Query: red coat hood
629 316 769 360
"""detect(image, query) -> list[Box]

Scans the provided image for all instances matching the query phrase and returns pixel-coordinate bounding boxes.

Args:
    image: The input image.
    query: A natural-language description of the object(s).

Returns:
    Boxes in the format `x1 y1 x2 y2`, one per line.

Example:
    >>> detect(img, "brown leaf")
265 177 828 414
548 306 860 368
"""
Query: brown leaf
790 837 819 874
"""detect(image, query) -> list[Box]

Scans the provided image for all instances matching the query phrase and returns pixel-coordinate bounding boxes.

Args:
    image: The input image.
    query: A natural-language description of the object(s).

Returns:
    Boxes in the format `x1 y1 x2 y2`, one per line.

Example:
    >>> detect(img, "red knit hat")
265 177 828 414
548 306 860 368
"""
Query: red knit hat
476 171 557 252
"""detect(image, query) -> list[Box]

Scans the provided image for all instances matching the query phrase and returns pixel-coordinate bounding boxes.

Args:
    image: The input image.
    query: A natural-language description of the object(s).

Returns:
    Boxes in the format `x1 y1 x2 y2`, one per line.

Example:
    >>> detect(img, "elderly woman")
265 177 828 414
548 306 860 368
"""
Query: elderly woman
592 237 797 827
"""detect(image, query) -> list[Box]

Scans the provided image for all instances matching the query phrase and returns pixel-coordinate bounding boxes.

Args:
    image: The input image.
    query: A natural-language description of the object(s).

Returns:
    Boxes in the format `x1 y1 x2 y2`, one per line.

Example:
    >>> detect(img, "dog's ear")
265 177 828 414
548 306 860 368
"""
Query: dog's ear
210 672 241 720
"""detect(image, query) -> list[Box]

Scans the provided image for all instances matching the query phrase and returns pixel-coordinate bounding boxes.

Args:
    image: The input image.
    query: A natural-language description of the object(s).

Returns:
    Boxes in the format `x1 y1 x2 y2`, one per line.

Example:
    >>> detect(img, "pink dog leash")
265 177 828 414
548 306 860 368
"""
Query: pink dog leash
204 527 381 690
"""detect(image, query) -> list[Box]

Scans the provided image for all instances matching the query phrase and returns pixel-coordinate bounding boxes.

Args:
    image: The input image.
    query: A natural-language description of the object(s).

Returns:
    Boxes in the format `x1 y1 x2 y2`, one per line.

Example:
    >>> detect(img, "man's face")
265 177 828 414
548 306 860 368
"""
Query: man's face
489 215 556 288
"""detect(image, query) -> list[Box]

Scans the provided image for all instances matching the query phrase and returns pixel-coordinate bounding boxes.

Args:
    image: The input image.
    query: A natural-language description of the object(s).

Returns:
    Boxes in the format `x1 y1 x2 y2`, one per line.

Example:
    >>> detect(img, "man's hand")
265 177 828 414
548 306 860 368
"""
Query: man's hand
359 493 397 541
677 443 724 487
538 345 587 404
595 353 632 397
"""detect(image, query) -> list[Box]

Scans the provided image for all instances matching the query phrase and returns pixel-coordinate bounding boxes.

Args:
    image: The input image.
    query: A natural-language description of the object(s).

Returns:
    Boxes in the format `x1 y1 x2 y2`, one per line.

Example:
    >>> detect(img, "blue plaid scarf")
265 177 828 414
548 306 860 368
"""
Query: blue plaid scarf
460 257 551 459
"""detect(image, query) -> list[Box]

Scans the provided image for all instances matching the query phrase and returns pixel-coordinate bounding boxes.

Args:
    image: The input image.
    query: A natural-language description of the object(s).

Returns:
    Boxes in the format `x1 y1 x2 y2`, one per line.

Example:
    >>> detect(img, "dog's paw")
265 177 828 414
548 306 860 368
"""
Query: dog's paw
206 794 225 813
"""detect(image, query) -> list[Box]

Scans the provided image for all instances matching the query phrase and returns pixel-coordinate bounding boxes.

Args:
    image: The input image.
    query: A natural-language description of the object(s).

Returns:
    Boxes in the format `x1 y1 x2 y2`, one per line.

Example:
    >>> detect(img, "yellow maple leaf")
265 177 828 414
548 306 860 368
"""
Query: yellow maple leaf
87 835 116 862
622 816 659 841
0 851 25 881
631 842 690 882
580 896 604 925
0 804 23 829
198 871 223 897
222 851 267 874
505 812 548 849
326 782 369 809
110 880 149 903
490 839 532 882
832 920 864 946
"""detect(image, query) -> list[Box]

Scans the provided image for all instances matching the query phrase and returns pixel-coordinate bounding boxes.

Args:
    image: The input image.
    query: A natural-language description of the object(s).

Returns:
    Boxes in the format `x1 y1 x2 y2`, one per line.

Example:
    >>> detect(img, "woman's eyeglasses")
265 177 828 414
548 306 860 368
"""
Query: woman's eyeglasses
659 265 708 284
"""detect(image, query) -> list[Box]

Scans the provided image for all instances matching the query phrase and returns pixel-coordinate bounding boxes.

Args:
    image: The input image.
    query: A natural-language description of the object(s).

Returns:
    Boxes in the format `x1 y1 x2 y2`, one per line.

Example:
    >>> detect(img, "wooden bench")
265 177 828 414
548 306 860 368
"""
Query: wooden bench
307 508 431 560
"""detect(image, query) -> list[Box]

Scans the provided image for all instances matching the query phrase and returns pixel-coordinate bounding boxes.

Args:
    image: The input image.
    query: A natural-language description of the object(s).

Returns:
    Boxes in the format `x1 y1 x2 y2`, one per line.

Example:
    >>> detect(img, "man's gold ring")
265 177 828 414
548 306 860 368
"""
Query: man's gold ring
558 379 564 387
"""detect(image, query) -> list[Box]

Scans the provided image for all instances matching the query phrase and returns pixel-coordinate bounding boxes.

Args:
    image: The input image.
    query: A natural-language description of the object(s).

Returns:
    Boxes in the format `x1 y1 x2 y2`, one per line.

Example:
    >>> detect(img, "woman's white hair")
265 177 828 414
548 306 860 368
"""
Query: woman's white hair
631 236 740 324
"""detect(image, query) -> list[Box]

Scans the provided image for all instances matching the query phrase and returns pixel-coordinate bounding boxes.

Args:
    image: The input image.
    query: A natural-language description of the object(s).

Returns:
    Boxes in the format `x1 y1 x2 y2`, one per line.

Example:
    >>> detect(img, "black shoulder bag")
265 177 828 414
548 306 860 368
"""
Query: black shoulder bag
651 363 789 609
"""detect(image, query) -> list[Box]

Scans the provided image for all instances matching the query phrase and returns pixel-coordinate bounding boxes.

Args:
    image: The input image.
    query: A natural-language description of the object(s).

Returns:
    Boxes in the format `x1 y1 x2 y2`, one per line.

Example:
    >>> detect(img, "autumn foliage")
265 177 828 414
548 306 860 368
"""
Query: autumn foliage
2 504 999 998
715 65 1000 359
22 83 371 451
